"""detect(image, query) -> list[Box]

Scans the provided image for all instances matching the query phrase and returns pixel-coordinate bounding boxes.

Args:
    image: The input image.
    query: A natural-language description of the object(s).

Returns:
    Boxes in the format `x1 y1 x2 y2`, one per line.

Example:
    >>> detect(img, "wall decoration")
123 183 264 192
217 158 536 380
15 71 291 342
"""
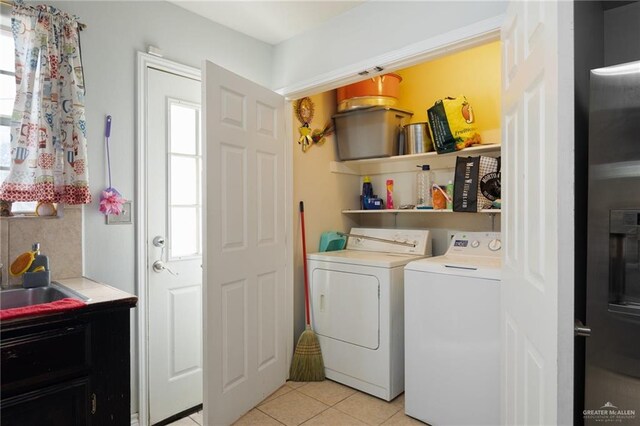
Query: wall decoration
295 97 315 152
311 122 334 146
295 97 315 125
294 97 334 152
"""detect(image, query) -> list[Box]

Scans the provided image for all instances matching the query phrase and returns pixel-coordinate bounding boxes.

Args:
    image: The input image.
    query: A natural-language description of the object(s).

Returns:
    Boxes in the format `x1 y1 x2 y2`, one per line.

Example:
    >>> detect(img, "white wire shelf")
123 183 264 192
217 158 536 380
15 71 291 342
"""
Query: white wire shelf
330 144 501 175
341 209 501 214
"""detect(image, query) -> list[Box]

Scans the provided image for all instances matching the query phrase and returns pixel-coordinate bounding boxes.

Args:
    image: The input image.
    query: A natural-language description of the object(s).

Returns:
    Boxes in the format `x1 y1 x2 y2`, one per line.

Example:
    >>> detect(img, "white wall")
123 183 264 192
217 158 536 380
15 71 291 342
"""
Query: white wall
271 0 507 91
47 0 273 415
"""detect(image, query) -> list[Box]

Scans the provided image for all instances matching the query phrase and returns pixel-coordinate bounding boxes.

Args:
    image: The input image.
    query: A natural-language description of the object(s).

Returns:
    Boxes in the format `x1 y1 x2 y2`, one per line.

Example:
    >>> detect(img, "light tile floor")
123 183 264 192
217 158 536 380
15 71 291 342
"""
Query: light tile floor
168 380 425 426
167 410 203 425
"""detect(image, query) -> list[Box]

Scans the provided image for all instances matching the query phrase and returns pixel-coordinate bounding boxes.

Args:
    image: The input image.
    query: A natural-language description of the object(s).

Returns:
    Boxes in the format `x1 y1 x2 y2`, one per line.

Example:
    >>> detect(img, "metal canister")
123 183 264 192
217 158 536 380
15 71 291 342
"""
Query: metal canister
403 122 434 154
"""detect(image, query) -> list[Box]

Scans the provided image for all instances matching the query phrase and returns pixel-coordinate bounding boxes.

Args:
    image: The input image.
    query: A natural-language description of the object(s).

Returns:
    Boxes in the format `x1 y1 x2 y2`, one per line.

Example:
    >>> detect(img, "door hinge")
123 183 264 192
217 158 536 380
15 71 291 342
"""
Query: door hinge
91 393 97 414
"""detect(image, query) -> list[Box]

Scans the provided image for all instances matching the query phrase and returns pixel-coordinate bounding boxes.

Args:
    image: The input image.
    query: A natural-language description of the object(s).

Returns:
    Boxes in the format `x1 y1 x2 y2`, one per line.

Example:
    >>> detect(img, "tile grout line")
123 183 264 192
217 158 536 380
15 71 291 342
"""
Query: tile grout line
300 401 335 425
381 399 405 424
259 385 295 407
253 406 286 425
296 389 356 408
330 393 404 425
257 388 334 426
258 386 299 408
255 384 404 426
255 391 298 425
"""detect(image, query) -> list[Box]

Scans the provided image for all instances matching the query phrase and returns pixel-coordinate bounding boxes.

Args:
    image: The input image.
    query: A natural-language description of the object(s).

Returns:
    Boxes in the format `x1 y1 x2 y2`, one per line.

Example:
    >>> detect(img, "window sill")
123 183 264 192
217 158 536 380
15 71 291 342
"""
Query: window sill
0 204 81 220
0 214 61 220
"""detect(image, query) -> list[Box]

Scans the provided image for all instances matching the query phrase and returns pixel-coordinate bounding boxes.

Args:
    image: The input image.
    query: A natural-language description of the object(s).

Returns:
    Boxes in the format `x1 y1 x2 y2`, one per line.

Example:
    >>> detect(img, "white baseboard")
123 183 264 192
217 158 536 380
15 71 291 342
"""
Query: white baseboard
131 413 140 426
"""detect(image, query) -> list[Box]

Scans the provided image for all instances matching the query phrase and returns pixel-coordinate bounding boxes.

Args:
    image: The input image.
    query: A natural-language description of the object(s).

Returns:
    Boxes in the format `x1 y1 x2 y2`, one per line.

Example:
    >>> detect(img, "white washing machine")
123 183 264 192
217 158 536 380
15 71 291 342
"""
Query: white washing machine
307 228 432 401
404 232 502 425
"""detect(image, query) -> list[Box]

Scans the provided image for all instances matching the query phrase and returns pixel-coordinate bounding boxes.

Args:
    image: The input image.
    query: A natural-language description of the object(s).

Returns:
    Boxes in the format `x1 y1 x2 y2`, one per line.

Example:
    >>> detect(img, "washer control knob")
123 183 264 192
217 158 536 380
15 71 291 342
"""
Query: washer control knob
471 240 480 248
488 239 502 251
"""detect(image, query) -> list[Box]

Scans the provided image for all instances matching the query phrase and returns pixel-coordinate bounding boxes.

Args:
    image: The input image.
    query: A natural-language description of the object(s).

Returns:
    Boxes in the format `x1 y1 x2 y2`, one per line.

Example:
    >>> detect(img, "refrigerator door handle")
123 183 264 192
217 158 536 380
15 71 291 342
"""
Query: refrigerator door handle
575 319 592 337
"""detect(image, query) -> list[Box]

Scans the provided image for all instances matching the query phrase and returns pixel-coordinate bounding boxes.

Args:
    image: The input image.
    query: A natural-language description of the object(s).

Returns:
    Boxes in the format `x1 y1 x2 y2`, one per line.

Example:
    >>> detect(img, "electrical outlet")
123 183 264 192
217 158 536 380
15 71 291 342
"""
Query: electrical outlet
106 201 133 225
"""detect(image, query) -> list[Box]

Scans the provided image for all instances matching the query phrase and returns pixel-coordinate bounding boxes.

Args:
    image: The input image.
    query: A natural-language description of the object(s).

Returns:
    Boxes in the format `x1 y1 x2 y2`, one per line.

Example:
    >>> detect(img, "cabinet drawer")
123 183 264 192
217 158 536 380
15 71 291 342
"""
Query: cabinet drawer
1 324 90 392
1 377 90 426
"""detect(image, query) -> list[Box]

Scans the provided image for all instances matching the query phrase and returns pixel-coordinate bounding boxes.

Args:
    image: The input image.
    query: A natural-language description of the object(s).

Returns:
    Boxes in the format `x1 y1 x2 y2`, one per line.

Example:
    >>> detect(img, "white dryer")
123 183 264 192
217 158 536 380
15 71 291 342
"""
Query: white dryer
307 228 432 401
404 232 502 425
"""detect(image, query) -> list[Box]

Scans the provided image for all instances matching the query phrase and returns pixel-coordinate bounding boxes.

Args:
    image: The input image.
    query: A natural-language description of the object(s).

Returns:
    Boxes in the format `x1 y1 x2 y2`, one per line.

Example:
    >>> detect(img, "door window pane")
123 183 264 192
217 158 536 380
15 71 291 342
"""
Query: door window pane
0 125 10 168
171 207 199 258
170 104 198 155
0 29 14 73
0 73 15 116
170 156 198 205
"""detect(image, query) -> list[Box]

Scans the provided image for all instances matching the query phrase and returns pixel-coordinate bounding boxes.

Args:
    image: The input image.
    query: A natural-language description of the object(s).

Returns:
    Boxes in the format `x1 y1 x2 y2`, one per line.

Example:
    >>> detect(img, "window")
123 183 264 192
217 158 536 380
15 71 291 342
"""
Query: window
0 11 36 213
168 100 202 259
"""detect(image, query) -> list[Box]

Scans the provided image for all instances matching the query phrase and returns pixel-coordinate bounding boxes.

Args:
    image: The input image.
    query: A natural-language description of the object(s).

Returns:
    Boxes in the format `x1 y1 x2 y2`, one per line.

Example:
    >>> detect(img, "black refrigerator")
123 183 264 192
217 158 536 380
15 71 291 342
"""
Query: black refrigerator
585 60 640 425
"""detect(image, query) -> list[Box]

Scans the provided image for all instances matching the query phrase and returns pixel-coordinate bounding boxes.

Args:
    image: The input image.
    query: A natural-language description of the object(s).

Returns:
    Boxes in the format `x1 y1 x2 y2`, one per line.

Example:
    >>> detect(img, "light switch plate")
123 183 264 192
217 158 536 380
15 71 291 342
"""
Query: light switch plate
106 201 133 225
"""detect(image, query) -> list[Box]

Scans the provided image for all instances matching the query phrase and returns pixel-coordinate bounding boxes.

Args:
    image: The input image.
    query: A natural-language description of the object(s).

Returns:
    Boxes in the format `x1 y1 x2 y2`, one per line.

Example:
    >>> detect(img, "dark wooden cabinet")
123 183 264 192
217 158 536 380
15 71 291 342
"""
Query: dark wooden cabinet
2 377 91 426
1 303 135 425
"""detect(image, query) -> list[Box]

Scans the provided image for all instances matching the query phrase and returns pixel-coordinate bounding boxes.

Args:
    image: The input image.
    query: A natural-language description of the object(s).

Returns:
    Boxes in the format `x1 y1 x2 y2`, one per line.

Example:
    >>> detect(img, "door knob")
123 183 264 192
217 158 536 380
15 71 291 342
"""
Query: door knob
153 236 166 248
575 319 591 337
152 260 178 276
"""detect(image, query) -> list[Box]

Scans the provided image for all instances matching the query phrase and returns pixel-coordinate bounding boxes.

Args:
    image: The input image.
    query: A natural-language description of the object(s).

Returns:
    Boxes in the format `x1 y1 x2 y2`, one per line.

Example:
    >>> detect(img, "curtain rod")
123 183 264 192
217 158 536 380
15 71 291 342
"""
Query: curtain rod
0 0 87 30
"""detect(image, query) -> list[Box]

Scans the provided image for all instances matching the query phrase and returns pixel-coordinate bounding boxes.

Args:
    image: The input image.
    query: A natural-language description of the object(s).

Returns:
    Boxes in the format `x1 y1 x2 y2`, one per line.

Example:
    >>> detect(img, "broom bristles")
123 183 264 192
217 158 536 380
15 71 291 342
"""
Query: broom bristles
289 327 325 382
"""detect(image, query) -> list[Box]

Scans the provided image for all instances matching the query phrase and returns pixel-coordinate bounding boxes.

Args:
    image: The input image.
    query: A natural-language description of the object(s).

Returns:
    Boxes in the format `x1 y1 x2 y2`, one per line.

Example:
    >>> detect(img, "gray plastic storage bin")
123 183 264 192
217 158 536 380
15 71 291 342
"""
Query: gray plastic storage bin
333 107 413 160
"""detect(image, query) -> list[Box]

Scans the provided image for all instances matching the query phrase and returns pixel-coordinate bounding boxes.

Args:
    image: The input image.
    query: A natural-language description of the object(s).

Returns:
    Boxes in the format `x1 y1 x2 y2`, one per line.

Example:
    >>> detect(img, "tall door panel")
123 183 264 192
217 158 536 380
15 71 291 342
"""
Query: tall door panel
202 61 287 425
501 1 574 424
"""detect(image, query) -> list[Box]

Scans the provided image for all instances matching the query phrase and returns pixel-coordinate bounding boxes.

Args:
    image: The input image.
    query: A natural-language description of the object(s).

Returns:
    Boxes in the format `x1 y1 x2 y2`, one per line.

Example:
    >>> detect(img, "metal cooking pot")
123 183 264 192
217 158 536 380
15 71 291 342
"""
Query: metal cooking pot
402 122 434 154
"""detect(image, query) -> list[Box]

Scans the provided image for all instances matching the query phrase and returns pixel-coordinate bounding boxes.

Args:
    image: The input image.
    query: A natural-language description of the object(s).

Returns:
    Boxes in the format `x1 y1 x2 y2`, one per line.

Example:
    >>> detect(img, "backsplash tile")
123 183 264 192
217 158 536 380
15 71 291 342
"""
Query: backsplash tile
0 206 83 287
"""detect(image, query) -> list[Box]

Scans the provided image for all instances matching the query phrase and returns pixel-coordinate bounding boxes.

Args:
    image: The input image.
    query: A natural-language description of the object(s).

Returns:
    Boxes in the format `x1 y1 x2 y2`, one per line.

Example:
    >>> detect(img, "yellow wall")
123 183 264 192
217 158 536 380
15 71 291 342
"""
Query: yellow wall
396 40 502 144
292 91 359 341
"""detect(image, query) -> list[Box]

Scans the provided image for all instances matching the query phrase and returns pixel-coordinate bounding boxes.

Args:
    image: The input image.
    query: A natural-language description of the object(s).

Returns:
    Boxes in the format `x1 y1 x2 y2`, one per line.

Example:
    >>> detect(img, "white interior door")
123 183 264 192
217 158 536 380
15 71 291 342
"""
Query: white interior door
202 61 287 425
501 1 574 425
147 68 203 424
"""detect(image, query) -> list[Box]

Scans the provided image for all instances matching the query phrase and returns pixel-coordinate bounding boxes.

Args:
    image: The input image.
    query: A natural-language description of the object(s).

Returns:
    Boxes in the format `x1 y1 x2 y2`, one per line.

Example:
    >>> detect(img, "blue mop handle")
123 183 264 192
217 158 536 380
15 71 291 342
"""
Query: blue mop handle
105 115 112 189
105 115 112 138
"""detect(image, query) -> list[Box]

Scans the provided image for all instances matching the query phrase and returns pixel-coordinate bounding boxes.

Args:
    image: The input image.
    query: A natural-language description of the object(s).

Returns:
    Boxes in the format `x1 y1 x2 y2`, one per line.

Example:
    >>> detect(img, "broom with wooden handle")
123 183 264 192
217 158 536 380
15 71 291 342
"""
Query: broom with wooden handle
289 201 325 382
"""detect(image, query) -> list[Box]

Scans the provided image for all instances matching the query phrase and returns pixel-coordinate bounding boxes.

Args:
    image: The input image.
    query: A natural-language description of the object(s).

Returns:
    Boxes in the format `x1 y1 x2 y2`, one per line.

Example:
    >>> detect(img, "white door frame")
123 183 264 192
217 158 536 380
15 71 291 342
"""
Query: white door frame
135 52 201 426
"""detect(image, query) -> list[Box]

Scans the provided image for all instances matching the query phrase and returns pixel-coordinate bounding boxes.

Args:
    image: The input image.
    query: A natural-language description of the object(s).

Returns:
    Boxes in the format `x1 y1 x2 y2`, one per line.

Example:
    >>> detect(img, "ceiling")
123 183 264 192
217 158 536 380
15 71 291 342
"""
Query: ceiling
168 1 365 45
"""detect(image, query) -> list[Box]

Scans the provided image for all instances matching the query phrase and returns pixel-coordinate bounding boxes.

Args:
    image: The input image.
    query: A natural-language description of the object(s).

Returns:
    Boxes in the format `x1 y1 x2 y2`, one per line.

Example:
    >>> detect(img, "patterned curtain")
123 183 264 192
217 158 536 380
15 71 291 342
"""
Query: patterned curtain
0 2 90 204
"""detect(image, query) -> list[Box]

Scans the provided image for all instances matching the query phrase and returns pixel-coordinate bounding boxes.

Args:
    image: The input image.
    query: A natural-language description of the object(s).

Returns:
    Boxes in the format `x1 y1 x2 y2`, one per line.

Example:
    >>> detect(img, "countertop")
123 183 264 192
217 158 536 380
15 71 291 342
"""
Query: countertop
55 277 137 306
1 277 137 328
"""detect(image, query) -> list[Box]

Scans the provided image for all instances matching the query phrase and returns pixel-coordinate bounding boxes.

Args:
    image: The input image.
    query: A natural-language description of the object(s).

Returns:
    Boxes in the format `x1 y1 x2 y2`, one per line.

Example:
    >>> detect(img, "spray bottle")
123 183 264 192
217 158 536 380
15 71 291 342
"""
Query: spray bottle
416 165 433 209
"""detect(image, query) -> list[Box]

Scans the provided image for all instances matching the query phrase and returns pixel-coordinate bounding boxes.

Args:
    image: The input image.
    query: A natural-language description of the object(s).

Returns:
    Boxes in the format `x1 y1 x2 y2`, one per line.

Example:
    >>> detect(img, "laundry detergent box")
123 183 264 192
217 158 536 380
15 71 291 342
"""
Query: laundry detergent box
427 96 481 153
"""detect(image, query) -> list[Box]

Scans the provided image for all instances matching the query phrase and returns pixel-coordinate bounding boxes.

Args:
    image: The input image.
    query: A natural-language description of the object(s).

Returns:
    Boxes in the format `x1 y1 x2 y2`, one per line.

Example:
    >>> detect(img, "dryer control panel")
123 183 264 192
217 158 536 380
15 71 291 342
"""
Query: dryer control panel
447 232 502 257
346 228 432 256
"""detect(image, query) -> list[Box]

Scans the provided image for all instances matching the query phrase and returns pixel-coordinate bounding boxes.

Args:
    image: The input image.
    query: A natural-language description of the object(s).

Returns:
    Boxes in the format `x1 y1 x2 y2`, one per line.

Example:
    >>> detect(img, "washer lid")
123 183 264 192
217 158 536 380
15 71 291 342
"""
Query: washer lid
405 255 502 280
308 250 428 268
